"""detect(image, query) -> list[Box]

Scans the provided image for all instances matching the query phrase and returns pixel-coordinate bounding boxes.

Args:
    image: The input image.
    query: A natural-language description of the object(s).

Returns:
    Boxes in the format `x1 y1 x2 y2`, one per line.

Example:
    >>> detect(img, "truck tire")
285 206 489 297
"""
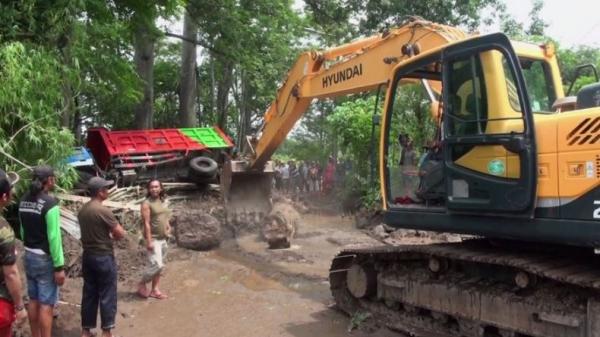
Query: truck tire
189 156 218 177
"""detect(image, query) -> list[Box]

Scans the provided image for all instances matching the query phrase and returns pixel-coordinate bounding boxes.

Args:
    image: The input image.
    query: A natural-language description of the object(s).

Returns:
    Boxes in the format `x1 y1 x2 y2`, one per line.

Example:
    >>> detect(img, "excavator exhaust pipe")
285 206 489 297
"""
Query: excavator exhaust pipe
221 159 274 225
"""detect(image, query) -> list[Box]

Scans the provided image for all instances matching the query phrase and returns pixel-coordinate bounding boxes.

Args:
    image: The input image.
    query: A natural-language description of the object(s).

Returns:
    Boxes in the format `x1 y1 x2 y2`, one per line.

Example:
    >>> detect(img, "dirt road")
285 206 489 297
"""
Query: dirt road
49 213 401 337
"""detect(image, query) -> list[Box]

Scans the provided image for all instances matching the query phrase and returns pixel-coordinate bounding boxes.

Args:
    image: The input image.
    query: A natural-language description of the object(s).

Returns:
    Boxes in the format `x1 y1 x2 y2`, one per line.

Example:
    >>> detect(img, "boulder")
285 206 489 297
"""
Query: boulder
262 201 300 249
175 210 222 251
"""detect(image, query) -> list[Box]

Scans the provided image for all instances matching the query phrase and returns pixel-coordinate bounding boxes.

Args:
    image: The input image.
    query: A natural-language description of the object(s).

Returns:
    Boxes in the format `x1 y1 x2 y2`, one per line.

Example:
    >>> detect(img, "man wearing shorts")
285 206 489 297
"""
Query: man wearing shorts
19 166 65 337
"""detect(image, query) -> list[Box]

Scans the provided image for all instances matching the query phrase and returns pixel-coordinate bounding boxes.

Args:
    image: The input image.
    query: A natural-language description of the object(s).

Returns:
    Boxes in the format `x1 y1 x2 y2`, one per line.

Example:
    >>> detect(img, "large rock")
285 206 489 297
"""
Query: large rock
175 210 222 250
262 201 300 249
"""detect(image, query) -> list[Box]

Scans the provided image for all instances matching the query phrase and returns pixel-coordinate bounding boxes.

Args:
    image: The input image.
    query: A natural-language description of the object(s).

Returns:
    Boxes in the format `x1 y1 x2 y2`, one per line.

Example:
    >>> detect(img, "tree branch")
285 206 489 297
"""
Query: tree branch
0 147 32 170
163 31 232 60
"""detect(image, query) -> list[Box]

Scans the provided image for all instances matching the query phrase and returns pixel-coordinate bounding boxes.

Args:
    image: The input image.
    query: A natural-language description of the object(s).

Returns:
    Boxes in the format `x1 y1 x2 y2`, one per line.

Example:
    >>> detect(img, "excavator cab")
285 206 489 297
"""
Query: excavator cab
382 34 538 228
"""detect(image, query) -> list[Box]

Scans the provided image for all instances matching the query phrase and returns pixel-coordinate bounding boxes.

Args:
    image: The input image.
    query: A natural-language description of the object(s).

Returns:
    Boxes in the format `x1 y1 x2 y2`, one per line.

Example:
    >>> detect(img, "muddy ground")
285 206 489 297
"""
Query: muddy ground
16 194 420 337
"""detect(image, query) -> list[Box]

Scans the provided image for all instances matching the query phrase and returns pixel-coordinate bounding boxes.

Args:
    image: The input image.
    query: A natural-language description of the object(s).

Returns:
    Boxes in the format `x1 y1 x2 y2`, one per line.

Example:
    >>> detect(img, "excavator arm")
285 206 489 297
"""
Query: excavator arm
222 18 469 216
249 19 469 169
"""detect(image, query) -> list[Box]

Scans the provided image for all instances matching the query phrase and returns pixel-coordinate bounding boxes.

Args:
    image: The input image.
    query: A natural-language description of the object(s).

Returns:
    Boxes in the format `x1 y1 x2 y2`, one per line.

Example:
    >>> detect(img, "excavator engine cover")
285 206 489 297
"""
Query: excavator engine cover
221 159 274 220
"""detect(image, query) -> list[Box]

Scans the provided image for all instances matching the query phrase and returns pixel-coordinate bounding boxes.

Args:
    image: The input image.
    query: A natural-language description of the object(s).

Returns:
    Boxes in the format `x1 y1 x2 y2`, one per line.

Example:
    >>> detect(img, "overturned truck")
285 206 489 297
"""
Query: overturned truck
85 126 233 185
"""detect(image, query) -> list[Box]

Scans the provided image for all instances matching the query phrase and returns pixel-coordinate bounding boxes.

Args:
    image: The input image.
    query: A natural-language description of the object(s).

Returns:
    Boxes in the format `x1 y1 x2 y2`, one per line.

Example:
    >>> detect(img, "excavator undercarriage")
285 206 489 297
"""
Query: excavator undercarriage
330 240 600 337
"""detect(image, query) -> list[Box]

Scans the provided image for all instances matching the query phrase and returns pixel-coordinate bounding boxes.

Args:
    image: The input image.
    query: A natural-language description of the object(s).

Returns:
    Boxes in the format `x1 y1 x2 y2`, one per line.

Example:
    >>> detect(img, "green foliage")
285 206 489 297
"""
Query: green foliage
276 138 330 164
0 42 76 192
304 0 500 38
72 11 143 129
558 47 600 94
361 183 383 211
153 43 181 128
189 0 306 138
392 84 436 154
327 96 380 177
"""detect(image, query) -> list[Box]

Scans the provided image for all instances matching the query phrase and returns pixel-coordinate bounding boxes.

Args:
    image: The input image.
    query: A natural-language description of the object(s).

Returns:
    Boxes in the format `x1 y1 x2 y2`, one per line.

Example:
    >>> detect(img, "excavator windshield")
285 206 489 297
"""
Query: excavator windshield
382 34 538 216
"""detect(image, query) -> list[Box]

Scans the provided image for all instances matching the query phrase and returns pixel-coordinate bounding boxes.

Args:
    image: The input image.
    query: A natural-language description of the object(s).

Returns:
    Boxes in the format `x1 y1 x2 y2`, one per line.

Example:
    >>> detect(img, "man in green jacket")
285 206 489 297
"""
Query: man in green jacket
19 166 64 337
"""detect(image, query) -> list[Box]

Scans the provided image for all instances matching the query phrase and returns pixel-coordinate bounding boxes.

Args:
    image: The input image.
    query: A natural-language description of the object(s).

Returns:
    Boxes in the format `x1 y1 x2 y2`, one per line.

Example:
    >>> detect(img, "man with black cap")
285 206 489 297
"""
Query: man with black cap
18 165 64 337
78 176 125 337
0 169 27 337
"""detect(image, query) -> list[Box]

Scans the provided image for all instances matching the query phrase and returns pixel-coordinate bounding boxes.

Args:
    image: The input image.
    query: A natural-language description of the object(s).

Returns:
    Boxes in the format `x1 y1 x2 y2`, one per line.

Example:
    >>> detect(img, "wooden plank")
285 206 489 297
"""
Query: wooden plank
60 207 81 239
56 193 139 212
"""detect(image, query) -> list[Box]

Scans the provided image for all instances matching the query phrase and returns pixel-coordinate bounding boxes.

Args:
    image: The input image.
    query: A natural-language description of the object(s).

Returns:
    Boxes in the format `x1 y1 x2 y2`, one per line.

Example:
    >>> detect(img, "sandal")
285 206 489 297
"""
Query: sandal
148 291 168 300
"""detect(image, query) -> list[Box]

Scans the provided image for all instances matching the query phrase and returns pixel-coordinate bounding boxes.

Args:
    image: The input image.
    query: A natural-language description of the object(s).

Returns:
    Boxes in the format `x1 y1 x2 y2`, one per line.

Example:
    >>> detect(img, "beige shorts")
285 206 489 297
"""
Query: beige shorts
142 239 167 282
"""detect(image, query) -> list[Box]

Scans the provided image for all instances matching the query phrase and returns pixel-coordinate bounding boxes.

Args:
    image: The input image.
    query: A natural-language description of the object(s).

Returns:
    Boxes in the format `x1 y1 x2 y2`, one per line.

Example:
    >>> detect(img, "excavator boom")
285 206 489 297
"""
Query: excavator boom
252 19 468 169
222 19 470 214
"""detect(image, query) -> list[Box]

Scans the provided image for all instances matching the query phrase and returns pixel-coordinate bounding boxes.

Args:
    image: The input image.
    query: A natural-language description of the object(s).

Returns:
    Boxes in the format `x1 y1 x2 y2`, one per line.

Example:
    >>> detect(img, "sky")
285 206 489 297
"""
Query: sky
289 0 600 49
166 1 599 49
480 0 600 48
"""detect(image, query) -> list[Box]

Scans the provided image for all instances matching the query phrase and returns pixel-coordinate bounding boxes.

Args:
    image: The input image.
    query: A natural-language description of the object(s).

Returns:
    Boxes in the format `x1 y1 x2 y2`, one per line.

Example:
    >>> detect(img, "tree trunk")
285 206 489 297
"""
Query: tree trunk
59 28 75 129
178 8 198 127
233 69 250 147
133 21 155 130
72 96 82 144
241 71 252 144
216 61 234 131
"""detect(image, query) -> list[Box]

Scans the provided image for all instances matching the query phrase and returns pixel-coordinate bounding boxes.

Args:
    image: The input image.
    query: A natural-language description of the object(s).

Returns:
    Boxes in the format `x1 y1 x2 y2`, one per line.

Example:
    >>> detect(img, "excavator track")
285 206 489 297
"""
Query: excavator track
329 240 600 337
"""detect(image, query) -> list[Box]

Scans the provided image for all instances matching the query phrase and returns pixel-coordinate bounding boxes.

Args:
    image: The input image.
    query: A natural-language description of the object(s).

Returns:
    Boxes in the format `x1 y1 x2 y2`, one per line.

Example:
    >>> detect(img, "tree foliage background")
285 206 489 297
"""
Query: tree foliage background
0 0 598 200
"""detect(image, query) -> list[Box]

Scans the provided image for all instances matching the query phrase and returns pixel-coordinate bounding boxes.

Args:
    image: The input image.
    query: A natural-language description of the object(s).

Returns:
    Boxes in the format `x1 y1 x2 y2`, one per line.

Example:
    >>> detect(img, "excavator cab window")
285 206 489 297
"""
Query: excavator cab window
446 55 488 137
502 58 556 114
519 58 556 113
385 61 444 208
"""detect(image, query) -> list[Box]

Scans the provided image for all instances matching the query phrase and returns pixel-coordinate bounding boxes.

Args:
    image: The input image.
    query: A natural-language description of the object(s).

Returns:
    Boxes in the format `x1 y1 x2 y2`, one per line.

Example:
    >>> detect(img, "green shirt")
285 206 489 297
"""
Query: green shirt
18 191 64 270
0 216 17 301
143 197 171 240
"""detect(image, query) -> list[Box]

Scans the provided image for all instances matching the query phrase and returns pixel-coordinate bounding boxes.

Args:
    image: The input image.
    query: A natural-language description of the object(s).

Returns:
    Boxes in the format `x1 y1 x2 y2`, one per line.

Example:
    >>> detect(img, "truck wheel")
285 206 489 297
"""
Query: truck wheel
189 156 218 177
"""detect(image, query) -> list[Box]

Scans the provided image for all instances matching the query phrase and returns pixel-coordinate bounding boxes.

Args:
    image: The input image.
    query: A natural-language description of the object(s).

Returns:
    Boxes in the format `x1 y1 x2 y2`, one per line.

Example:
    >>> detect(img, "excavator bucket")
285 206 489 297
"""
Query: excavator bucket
221 159 274 224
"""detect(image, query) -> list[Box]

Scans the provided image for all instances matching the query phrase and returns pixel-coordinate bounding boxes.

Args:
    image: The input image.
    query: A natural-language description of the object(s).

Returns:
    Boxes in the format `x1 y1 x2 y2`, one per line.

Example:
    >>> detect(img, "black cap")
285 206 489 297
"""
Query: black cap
32 165 55 180
88 176 114 191
0 169 19 193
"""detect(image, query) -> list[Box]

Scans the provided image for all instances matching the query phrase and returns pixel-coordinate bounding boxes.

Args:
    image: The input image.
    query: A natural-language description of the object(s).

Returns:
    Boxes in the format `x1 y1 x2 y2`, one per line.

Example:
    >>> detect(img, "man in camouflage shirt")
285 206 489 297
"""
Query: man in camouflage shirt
0 169 27 337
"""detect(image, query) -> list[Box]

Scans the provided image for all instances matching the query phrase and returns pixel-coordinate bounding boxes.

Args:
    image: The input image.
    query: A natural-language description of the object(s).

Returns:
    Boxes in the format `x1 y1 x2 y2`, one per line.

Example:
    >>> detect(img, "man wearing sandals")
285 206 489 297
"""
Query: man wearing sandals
78 177 125 337
136 179 171 300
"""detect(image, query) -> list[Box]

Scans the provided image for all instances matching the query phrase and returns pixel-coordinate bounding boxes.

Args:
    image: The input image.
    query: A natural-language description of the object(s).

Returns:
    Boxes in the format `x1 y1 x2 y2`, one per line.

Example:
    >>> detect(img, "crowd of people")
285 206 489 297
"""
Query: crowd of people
273 157 342 196
0 166 172 337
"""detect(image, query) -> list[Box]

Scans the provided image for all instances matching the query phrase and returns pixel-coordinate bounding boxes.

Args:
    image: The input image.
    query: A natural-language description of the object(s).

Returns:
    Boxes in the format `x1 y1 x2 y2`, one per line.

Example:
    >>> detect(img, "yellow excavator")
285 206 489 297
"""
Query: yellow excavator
222 18 600 336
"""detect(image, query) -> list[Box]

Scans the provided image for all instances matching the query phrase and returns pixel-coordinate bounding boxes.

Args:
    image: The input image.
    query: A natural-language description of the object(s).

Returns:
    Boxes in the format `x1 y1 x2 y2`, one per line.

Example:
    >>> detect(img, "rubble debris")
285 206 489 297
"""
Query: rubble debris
60 207 81 239
57 192 139 211
174 210 222 251
62 231 83 278
371 224 389 240
379 228 465 246
353 209 384 230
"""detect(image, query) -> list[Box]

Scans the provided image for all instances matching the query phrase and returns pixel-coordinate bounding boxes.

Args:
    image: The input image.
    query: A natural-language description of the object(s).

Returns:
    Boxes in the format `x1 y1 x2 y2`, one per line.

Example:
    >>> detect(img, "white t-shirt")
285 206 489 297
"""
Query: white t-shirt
281 165 290 179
